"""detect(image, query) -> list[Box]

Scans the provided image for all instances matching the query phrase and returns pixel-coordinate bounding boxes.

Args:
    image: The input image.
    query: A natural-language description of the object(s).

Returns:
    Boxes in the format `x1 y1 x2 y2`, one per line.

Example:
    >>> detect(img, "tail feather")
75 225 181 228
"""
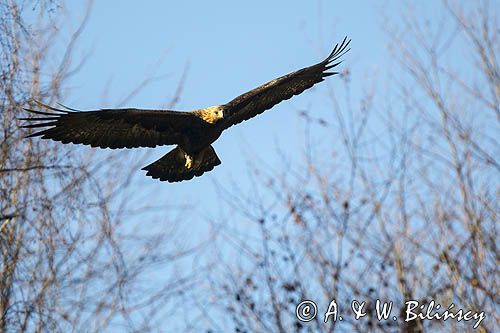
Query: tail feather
142 145 221 182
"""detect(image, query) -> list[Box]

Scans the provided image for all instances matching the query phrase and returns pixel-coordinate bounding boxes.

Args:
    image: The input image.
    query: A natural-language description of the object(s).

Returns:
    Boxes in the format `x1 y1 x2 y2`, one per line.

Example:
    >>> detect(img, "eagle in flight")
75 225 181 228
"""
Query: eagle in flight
21 37 350 182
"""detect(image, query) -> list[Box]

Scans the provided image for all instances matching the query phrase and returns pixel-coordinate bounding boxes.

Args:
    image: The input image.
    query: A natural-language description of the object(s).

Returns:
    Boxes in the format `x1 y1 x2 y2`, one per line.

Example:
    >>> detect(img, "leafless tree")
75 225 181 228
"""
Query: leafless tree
198 1 498 332
0 1 198 332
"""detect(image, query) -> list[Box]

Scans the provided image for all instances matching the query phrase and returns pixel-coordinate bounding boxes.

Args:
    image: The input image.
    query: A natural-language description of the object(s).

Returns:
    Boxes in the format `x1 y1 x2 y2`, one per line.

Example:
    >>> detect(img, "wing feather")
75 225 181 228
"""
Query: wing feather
220 37 350 129
20 102 209 149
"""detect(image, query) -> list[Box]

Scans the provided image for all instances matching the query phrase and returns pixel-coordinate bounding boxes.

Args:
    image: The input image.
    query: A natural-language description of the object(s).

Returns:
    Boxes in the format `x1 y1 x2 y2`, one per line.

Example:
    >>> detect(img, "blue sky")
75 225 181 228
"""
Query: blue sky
23 0 491 330
19 1 498 330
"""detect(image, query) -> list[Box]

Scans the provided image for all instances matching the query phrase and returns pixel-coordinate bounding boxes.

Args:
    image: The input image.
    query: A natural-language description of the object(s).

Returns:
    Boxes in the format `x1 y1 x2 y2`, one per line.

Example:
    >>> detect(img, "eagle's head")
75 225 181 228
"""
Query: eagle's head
195 105 227 124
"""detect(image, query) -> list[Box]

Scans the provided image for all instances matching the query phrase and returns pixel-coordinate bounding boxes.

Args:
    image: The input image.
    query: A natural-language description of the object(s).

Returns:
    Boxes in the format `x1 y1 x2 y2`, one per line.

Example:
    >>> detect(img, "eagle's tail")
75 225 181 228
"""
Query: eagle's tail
142 145 221 182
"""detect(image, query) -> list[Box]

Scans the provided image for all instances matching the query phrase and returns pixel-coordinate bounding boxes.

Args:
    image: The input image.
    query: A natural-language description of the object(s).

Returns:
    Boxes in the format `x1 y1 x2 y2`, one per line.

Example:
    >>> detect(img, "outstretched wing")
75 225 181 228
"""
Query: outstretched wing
219 37 350 130
20 102 209 149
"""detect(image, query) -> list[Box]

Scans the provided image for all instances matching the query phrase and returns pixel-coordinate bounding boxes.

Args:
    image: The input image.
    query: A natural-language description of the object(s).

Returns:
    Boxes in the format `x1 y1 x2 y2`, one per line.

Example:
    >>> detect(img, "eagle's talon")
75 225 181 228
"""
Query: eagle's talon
185 154 193 169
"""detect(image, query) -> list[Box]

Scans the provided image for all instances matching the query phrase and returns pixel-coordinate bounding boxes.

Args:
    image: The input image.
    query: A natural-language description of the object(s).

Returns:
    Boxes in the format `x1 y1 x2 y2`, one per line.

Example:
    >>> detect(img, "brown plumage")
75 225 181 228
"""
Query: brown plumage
20 37 350 182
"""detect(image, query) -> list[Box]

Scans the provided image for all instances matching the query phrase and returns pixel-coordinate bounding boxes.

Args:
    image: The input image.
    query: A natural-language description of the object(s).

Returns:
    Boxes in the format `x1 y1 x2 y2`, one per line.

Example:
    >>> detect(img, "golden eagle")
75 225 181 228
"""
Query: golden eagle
21 37 350 182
